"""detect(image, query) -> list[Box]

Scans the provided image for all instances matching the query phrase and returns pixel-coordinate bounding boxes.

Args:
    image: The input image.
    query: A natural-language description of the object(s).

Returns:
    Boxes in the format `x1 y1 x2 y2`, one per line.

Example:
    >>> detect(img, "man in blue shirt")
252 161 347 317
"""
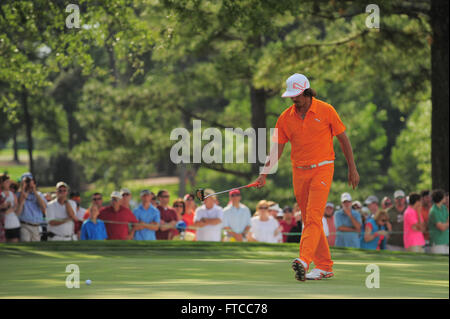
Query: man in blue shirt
334 192 362 248
222 189 252 242
80 203 108 240
132 190 160 240
16 173 47 242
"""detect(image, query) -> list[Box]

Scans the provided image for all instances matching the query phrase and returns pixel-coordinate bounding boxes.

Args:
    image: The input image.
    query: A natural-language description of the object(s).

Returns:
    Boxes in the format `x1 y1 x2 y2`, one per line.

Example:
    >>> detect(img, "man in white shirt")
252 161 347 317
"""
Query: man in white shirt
46 182 78 241
193 189 223 242
222 189 251 242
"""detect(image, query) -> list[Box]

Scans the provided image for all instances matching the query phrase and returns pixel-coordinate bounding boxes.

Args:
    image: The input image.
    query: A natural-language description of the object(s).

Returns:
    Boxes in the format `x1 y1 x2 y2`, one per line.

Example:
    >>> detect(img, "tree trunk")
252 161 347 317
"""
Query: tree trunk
21 88 34 174
430 0 449 191
250 86 267 177
12 130 20 163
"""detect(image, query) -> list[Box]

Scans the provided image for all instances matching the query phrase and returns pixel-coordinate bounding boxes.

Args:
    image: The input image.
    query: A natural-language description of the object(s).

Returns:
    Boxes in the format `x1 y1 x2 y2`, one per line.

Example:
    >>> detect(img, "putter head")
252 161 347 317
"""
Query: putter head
195 188 205 201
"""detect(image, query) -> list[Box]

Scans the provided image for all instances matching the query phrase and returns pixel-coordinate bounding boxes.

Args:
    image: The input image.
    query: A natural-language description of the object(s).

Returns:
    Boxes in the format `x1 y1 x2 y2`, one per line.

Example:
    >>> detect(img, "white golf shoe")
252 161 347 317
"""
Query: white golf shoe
305 268 334 280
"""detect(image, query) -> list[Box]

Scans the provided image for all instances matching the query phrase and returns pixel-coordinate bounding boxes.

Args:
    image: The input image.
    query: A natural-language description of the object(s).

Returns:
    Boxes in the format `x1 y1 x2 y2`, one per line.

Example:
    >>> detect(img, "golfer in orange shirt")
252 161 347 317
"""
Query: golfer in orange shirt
254 73 360 281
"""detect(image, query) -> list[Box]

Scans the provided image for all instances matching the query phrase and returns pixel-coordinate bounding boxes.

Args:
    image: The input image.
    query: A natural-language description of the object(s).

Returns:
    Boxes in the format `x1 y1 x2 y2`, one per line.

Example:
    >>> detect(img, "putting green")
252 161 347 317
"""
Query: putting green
0 241 448 299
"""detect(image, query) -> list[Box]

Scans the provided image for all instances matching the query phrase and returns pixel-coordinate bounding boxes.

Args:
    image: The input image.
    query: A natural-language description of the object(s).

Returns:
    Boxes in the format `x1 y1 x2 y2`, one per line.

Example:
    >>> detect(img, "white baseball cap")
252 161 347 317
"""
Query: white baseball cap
364 195 379 205
269 203 282 214
394 190 406 199
341 192 352 203
282 73 310 98
56 181 68 189
111 191 122 199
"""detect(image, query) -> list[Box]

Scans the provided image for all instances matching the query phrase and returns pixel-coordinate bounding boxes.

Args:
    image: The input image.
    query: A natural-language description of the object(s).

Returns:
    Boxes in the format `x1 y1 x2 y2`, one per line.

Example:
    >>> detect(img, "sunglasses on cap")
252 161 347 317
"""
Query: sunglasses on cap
231 193 241 197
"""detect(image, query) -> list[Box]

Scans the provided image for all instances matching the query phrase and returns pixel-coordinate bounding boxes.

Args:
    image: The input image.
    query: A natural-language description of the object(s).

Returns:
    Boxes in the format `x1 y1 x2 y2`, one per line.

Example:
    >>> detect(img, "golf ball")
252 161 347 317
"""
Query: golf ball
86 279 91 285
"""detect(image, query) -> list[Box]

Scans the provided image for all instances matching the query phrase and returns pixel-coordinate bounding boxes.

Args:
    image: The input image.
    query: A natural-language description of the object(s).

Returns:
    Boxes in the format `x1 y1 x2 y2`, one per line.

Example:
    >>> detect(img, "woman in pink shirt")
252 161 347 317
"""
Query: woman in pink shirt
403 193 426 252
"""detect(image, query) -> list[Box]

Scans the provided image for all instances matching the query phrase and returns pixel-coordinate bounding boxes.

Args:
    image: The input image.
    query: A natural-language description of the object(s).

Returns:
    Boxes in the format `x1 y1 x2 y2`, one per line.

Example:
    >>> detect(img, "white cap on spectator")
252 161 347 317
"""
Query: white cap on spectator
364 195 379 205
120 188 131 196
269 203 282 214
56 181 68 189
341 192 352 203
325 202 334 208
394 190 406 199
111 191 122 199
352 200 362 208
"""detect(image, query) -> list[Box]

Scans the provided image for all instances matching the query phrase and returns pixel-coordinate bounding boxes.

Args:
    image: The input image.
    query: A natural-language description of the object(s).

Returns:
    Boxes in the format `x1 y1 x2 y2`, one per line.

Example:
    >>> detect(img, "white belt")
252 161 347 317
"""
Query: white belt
296 160 334 169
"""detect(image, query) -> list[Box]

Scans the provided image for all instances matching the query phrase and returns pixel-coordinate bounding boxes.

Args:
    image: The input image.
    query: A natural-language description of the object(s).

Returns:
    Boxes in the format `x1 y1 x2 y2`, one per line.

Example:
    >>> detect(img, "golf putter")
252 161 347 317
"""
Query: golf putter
195 182 259 201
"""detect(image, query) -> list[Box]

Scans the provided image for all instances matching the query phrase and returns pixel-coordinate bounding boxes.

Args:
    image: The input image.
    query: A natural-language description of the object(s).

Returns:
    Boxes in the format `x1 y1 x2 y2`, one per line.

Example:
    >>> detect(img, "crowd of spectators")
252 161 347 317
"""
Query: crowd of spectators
0 172 448 255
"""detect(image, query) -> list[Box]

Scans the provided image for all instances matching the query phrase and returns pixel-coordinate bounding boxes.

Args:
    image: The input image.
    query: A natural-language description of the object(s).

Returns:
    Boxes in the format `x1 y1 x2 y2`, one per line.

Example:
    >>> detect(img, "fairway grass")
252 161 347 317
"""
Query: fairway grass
0 241 448 299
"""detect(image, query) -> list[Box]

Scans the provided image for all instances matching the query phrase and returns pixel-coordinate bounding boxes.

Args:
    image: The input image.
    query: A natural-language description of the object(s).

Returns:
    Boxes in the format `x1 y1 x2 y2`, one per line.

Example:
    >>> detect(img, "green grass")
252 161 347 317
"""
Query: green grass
0 164 28 182
0 241 448 299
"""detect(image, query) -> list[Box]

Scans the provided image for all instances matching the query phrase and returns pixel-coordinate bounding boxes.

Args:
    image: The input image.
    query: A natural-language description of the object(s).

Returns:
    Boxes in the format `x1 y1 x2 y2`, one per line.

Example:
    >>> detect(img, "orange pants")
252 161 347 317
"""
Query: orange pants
293 163 334 272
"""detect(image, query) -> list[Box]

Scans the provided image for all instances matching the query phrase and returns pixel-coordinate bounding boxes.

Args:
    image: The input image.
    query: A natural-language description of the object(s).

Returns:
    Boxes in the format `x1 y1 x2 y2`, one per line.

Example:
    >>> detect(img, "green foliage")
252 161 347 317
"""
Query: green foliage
388 101 432 192
0 0 436 198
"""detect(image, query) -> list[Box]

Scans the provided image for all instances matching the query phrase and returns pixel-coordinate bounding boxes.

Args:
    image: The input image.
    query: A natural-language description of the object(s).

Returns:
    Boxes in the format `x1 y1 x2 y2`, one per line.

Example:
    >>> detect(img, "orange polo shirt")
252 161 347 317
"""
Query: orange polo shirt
273 97 346 166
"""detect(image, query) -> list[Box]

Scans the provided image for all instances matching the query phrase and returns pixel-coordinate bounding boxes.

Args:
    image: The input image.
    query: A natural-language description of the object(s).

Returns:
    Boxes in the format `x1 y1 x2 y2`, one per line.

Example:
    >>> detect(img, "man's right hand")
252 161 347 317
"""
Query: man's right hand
20 190 29 200
254 175 266 188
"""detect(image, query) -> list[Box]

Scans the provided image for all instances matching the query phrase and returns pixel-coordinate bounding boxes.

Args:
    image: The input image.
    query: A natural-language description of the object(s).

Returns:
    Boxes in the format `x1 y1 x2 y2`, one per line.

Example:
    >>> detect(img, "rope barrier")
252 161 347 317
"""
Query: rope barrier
80 219 406 235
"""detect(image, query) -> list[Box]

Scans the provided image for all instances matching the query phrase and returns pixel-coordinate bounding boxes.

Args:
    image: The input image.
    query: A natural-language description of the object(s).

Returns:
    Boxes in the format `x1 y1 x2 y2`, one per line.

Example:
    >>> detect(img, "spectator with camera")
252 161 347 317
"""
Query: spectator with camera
16 172 47 242
1 173 20 242
46 182 78 241
381 196 393 210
